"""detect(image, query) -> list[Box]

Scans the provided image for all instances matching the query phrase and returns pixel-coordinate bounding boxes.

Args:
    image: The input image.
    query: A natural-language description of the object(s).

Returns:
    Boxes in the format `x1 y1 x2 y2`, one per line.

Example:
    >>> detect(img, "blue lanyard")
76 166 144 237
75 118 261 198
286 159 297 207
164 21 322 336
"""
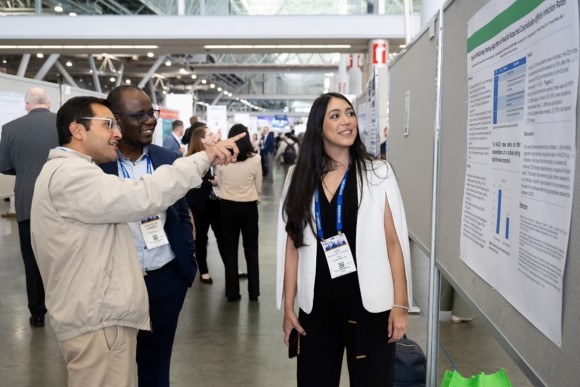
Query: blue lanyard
314 169 349 240
119 154 152 179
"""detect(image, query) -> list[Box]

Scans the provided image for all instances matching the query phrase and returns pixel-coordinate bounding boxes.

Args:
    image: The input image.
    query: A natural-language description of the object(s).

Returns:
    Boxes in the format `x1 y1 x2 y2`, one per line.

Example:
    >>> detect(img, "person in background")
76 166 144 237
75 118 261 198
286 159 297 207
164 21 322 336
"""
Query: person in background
440 277 474 323
260 126 275 182
0 87 59 328
277 92 412 386
275 132 299 166
163 119 185 156
185 122 226 285
31 95 243 387
251 132 261 153
217 124 262 302
380 125 389 160
181 115 199 146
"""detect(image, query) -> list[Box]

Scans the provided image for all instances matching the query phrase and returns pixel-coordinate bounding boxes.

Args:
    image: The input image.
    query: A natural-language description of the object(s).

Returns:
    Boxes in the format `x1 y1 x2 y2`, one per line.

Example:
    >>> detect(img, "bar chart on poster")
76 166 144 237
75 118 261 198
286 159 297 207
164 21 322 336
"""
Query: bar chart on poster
493 185 512 241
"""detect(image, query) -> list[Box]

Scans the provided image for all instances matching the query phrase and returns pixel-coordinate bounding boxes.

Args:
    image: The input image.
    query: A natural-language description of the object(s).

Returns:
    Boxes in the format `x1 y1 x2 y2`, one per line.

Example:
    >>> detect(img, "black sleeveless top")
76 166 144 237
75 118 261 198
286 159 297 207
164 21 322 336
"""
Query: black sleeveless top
313 162 361 307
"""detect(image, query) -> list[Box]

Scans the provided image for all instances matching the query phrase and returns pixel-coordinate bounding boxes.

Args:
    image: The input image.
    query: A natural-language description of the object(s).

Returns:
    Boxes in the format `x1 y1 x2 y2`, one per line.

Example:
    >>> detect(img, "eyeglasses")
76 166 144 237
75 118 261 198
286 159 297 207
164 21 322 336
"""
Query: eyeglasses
115 109 160 123
75 117 120 132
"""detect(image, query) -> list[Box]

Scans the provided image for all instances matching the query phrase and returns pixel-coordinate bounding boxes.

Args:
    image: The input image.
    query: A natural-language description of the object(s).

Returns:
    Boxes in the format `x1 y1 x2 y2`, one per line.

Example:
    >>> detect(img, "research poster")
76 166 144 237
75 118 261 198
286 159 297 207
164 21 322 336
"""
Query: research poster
206 105 228 139
460 0 578 346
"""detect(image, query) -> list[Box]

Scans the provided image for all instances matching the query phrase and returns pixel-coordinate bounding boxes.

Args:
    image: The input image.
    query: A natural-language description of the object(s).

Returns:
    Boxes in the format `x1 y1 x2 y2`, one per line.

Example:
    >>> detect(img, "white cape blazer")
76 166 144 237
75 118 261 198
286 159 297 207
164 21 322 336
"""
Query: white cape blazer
276 161 412 314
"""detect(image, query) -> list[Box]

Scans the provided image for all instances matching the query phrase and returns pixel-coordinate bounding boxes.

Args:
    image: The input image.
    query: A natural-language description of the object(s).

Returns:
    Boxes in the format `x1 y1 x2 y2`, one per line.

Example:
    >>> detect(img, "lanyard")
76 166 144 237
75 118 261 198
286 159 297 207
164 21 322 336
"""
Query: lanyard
314 168 349 240
119 154 152 179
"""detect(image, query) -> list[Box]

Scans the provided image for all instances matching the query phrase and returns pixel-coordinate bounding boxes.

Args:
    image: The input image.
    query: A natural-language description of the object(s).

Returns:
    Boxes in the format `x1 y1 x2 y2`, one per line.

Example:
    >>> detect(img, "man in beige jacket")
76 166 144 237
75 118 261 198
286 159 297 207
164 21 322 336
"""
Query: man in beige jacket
30 96 243 387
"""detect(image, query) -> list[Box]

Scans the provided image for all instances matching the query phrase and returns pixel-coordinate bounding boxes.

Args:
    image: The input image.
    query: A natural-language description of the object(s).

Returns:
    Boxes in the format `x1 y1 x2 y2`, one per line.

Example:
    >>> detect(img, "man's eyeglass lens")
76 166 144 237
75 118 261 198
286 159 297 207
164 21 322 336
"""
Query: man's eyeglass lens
117 110 160 123
76 117 119 132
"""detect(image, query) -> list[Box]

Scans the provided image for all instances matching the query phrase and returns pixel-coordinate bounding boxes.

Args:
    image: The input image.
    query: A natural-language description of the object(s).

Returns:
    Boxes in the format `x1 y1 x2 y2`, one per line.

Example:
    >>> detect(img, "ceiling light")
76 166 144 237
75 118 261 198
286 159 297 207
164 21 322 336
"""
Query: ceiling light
217 87 222 92
147 52 154 58
165 60 172 67
204 44 351 50
36 53 44 58
201 79 207 84
69 12 76 16
179 68 187 74
125 79 131 84
209 84 215 88
2 59 7 64
110 77 116 82
0 45 158 50
65 61 72 67
54 5 63 13
191 74 197 79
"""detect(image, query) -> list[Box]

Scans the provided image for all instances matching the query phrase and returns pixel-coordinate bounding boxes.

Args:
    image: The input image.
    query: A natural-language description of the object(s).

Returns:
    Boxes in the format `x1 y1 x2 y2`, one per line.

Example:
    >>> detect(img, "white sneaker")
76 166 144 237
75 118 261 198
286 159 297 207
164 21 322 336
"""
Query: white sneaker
451 315 474 323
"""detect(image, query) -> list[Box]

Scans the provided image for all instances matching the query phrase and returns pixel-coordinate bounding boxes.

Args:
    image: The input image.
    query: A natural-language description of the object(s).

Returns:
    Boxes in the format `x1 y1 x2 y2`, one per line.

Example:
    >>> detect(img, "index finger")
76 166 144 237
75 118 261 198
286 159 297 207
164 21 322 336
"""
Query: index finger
230 132 246 141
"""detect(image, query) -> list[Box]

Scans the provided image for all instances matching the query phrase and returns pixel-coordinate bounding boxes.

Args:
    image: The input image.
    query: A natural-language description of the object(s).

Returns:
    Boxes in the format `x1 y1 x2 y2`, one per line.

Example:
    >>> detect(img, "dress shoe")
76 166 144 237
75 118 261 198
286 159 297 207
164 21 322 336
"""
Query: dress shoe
29 316 44 327
200 274 213 284
238 272 248 279
227 295 241 302
249 296 259 301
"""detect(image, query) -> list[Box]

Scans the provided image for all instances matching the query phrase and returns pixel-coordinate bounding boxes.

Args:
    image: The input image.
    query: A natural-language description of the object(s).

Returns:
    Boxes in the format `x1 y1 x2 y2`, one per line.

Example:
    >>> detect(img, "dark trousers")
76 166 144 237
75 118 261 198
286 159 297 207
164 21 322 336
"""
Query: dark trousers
17 220 46 318
220 200 260 299
297 306 395 387
137 260 188 387
191 199 225 274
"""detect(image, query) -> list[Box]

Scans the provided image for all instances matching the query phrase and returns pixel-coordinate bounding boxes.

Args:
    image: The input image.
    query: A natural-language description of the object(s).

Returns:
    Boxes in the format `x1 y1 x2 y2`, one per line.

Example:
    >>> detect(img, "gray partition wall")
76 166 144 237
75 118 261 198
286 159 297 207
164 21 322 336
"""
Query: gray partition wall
388 19 439 253
437 0 580 385
389 0 580 385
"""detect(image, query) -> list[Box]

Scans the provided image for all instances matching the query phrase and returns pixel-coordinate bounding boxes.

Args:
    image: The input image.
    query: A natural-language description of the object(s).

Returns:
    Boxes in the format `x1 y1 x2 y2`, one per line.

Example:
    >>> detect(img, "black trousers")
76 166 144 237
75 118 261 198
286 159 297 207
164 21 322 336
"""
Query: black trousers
297 305 395 387
137 260 188 387
17 220 46 318
220 200 260 299
191 199 225 274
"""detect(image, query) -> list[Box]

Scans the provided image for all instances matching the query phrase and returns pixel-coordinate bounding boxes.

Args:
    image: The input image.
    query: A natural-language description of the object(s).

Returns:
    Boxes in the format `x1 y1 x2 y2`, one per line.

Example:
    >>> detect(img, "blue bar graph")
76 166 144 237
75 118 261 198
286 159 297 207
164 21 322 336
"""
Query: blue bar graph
496 189 502 234
505 217 510 240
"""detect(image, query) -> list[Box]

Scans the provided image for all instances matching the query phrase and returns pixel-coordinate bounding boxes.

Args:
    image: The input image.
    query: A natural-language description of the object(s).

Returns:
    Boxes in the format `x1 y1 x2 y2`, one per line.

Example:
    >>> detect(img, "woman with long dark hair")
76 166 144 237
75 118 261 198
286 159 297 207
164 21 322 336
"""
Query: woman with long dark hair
217 124 262 302
277 92 412 386
185 122 225 284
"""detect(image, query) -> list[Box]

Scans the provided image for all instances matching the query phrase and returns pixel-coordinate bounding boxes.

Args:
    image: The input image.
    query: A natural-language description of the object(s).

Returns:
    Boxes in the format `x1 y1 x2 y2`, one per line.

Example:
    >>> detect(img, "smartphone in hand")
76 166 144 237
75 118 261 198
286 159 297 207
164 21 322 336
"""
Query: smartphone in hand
288 328 300 358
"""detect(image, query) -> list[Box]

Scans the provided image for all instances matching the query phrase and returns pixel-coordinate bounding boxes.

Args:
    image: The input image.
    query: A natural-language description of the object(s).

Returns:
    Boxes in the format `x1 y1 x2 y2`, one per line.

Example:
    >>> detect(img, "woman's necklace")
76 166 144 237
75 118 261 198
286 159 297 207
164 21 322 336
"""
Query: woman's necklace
321 164 348 201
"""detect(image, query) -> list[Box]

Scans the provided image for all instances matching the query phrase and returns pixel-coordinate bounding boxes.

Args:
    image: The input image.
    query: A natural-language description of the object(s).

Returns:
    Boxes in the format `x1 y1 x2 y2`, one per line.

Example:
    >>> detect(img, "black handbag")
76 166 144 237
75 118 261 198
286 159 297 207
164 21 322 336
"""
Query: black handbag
394 335 427 387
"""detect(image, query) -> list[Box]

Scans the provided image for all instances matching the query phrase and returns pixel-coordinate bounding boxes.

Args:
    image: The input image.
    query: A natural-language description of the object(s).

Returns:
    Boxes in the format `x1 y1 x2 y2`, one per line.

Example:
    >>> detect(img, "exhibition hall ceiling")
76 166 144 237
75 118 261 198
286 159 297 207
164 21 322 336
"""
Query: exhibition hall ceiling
0 0 416 112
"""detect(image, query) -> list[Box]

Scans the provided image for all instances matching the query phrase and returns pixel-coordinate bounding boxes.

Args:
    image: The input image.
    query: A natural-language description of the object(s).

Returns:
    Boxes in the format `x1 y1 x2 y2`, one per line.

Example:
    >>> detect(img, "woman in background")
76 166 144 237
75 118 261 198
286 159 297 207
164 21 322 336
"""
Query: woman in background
185 122 225 284
277 92 412 386
217 124 262 302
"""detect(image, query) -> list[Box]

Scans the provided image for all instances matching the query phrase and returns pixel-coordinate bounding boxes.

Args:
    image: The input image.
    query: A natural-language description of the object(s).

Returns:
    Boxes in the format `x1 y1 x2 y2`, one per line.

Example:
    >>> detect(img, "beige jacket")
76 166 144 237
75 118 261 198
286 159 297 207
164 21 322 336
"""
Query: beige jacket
31 148 209 341
216 154 262 202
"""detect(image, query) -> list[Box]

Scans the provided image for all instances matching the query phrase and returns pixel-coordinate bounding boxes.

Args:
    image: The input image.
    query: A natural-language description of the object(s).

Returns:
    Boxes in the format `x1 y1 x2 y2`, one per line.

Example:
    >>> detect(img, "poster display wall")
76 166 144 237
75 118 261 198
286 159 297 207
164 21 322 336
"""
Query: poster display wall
460 0 579 346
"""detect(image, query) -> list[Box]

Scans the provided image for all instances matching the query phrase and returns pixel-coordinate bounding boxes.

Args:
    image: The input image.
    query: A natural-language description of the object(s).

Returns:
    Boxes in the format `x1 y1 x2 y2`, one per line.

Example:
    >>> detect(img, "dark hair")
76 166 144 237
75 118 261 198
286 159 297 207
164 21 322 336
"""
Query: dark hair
227 123 254 162
56 96 110 145
186 123 209 156
172 120 184 130
107 85 147 113
283 92 375 248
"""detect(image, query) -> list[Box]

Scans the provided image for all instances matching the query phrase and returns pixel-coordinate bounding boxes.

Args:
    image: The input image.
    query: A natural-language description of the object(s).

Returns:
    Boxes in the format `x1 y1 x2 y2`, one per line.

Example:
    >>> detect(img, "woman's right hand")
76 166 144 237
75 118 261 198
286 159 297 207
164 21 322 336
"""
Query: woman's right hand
283 310 306 346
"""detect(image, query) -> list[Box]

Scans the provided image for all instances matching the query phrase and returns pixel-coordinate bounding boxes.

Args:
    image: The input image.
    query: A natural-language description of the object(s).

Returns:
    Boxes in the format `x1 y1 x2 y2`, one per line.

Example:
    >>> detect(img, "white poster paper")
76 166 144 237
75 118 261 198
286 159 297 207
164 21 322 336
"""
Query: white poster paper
460 0 578 346
206 105 228 139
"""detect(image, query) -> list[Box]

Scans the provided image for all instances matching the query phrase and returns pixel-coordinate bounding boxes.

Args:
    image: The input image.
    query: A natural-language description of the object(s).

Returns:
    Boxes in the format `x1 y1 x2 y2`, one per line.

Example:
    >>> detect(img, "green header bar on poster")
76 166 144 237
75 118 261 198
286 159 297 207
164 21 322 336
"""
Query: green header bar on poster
467 0 544 53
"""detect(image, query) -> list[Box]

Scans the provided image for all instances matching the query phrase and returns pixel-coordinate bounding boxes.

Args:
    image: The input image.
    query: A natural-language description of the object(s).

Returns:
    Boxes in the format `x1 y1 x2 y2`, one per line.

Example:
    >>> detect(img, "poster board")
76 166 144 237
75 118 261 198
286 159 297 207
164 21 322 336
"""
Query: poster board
389 0 580 384
437 0 579 385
